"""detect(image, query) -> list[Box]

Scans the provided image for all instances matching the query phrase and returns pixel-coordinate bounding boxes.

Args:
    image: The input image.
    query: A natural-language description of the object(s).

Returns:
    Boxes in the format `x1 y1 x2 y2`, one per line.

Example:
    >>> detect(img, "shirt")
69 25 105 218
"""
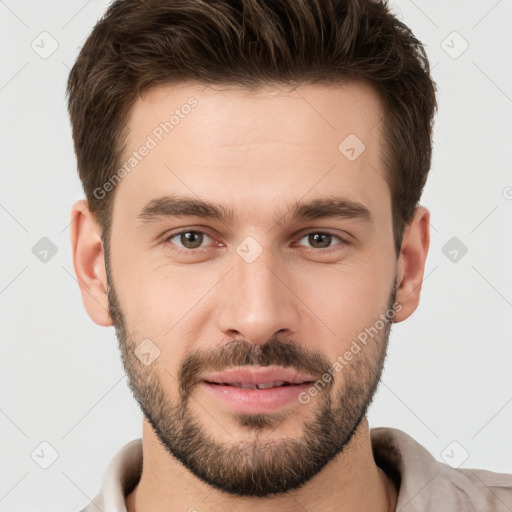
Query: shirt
79 427 512 511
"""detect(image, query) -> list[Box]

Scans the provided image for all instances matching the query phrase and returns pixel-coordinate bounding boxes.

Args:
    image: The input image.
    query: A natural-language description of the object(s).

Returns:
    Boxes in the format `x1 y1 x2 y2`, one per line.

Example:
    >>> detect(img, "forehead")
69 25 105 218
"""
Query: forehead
130 80 384 152
112 80 389 229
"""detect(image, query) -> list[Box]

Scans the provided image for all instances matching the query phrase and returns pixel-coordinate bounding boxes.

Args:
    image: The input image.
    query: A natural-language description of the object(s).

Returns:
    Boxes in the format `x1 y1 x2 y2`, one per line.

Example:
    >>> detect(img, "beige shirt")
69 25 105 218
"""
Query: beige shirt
80 427 512 511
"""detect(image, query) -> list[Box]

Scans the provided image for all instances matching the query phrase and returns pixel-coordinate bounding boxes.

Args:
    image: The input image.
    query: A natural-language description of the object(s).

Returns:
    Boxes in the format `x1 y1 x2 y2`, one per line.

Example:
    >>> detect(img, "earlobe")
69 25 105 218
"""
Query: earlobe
392 206 430 323
69 199 113 327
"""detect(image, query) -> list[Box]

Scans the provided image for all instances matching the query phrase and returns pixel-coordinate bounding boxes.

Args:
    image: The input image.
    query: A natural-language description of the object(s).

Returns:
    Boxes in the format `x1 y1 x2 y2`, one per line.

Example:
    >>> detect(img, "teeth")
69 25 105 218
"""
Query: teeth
257 380 286 389
221 380 289 389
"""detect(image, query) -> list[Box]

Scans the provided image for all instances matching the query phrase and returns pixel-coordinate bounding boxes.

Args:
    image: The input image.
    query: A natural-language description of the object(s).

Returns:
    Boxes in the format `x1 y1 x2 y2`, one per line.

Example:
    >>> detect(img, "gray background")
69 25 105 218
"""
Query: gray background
1 0 511 510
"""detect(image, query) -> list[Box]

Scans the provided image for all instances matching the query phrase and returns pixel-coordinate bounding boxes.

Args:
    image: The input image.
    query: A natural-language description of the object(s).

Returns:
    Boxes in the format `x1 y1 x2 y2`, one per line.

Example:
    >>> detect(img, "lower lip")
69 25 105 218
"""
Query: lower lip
201 381 311 414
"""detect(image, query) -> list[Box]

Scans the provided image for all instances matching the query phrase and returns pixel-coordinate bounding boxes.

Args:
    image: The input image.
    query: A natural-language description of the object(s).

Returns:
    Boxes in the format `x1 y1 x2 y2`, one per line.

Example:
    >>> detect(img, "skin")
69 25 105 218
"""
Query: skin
70 81 430 512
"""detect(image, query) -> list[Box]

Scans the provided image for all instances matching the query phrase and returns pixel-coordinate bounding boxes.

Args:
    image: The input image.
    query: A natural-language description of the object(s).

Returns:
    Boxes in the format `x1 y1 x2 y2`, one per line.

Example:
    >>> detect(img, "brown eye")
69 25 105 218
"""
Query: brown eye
166 230 211 250
309 233 332 249
297 232 344 250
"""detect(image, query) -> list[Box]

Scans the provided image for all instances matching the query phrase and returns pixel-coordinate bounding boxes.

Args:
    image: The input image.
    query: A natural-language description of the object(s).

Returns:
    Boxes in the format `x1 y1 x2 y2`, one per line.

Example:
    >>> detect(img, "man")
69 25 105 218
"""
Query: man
67 0 512 510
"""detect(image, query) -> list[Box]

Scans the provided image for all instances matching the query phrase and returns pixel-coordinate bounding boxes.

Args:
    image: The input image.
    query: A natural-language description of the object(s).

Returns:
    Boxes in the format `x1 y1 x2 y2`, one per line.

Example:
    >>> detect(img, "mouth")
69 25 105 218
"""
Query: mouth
204 380 308 389
201 365 315 388
200 366 316 414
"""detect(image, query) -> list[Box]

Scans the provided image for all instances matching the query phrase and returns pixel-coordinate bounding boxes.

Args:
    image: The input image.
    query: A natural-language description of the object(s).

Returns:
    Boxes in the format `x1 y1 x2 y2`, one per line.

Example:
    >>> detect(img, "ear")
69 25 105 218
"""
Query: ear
393 206 430 323
69 199 113 327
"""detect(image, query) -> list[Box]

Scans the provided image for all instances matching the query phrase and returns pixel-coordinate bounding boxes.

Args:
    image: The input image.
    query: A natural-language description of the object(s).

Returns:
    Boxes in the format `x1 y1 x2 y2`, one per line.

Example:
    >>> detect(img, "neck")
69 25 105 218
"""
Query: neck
126 417 397 512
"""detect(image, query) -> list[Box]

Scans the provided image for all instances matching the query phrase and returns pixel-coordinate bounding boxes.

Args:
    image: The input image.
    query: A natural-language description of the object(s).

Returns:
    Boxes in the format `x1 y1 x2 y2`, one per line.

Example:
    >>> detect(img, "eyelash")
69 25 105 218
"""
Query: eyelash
163 229 349 255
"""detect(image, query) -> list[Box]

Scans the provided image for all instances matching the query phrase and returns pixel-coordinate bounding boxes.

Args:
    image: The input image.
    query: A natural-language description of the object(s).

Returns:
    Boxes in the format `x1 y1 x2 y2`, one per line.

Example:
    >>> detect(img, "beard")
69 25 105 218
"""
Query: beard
105 247 396 497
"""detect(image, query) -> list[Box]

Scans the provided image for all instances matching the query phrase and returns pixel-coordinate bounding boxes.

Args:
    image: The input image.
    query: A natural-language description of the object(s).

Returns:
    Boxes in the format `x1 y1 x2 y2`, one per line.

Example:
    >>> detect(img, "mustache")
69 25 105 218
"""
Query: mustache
177 337 333 398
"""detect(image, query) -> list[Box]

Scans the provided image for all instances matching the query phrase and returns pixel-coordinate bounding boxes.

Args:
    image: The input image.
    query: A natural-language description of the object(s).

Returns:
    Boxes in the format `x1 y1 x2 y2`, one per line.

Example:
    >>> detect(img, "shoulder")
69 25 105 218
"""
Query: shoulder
77 438 143 512
456 465 512 510
371 427 512 511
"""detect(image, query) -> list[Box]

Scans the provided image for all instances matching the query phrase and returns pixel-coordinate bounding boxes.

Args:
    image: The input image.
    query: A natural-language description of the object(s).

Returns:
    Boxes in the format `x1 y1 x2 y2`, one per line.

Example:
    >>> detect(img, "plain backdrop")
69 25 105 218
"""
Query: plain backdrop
1 1 511 511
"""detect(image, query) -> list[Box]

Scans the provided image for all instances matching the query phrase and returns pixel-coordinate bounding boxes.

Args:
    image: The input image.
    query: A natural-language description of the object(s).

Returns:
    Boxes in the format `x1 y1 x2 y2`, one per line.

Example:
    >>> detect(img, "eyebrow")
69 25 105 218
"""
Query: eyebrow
136 194 373 227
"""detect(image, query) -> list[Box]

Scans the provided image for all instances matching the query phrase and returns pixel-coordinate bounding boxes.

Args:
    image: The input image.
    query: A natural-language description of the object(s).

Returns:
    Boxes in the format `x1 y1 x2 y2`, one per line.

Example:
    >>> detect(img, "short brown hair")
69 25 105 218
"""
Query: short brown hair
67 0 437 255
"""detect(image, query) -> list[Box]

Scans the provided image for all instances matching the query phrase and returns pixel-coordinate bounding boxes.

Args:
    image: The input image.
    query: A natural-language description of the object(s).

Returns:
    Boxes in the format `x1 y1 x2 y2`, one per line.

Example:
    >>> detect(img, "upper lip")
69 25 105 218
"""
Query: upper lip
202 366 315 385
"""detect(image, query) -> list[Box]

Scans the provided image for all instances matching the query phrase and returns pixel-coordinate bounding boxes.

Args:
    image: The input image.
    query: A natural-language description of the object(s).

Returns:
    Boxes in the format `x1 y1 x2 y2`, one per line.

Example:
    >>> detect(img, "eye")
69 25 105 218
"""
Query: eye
165 230 214 251
162 229 348 256
296 231 347 251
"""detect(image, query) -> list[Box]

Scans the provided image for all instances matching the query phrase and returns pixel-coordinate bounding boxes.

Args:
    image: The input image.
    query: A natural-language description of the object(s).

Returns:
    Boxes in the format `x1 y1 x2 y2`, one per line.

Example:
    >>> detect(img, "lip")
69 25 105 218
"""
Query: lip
200 366 316 415
202 366 315 386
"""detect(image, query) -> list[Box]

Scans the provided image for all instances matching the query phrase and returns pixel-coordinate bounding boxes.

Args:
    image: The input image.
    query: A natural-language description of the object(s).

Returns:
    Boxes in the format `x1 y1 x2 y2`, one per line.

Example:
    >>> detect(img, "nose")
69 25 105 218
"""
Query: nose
214 245 302 346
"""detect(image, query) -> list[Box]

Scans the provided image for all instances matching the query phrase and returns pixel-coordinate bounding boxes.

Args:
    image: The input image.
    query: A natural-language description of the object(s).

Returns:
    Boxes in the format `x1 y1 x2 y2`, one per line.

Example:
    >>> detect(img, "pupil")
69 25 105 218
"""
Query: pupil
182 231 203 248
310 233 331 248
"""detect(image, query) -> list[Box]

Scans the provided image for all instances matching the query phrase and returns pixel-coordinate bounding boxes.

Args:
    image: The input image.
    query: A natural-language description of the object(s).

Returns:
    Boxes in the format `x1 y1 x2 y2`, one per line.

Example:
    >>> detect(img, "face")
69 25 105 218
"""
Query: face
104 81 400 497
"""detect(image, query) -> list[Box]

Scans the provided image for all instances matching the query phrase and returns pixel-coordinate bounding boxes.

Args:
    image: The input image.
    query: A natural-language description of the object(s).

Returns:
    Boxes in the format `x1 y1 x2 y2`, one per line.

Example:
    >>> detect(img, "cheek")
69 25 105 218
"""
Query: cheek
297 261 393 355
119 263 214 330
122 268 217 373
